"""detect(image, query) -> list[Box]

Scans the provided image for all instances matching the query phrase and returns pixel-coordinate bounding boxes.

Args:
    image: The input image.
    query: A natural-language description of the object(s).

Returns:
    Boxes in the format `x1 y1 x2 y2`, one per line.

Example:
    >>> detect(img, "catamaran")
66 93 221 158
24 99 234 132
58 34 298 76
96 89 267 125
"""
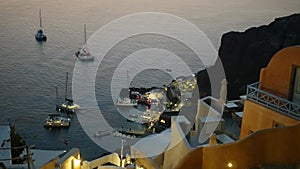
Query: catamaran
44 114 70 127
56 72 80 114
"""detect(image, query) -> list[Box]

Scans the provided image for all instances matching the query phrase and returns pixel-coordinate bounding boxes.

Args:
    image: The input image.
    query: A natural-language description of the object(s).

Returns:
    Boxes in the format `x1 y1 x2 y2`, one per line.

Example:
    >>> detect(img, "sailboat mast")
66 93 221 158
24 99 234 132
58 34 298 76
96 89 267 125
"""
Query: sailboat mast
65 72 68 99
39 8 42 28
55 85 59 104
127 70 130 89
84 24 87 44
127 70 130 98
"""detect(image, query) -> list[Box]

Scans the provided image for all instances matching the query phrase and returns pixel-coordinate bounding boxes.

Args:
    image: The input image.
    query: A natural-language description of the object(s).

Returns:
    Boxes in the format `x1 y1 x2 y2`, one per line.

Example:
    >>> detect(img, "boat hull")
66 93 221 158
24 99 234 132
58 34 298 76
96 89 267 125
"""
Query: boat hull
44 121 70 127
35 29 47 41
75 49 94 61
35 35 47 41
56 104 77 114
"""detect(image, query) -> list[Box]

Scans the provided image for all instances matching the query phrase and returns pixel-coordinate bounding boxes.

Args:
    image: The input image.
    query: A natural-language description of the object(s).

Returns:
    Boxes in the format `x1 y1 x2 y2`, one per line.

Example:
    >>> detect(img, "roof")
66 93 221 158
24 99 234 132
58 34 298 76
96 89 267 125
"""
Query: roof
21 149 66 168
131 129 171 158
0 125 11 166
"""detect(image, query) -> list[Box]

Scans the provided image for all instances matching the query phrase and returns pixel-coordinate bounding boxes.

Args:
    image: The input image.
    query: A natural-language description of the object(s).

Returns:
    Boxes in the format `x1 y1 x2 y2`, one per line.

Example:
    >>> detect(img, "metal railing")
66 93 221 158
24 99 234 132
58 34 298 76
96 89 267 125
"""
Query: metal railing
247 82 300 120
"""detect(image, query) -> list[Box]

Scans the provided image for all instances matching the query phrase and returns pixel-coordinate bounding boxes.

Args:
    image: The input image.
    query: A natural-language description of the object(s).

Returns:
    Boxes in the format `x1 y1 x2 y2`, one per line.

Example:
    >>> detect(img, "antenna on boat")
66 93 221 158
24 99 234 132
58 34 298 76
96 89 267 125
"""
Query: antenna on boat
39 8 42 28
65 72 68 100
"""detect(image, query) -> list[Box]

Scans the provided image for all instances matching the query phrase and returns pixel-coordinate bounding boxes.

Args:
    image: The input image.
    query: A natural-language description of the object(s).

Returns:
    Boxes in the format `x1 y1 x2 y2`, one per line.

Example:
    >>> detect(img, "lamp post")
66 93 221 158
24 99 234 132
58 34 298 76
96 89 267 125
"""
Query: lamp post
120 138 126 167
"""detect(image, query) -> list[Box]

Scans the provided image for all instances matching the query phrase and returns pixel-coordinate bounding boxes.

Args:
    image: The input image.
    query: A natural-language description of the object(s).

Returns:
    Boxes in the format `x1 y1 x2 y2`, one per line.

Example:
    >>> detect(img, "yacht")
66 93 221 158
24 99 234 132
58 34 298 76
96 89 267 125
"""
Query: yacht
35 8 47 41
44 114 70 127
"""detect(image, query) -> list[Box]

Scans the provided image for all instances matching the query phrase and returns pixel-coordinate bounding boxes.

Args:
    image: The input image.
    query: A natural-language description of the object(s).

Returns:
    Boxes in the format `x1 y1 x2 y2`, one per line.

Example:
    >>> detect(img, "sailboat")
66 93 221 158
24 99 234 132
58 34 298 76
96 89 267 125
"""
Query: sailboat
56 72 80 114
115 70 138 107
75 24 94 61
35 8 47 41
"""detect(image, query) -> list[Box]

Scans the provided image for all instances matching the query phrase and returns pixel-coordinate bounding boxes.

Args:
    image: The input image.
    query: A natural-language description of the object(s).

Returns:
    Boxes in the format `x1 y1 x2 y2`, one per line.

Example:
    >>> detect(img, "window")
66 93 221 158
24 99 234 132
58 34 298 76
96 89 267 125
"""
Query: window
291 66 300 104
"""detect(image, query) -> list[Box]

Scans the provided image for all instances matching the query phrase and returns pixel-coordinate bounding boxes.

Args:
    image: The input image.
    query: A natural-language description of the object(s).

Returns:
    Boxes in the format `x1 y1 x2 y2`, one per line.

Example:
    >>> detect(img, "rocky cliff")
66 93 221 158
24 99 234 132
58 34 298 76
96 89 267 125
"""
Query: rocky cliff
197 13 300 99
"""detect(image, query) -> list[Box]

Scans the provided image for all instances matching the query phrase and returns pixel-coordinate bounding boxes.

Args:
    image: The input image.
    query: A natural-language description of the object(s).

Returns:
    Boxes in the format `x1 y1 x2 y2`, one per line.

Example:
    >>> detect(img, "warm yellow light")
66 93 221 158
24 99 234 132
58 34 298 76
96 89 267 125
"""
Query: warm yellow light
160 119 166 124
227 162 233 168
73 158 81 168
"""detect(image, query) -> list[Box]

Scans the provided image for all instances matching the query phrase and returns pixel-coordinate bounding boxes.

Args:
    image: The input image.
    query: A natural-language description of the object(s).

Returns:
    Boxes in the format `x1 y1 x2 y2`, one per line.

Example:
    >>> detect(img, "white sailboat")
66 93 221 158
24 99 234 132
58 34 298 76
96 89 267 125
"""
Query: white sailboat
35 8 47 41
116 70 138 107
75 24 94 61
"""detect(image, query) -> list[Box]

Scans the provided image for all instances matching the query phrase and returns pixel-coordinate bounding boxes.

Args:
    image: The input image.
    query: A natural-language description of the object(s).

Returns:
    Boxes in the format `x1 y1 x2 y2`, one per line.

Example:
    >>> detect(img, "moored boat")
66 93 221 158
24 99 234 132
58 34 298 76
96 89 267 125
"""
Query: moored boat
44 114 70 127
56 72 80 114
56 98 80 114
75 24 94 61
115 97 138 107
35 8 47 41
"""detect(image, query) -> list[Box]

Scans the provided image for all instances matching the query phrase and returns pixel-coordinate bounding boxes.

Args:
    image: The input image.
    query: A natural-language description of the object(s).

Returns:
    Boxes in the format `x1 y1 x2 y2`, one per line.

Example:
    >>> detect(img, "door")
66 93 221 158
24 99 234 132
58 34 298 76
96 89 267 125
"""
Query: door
292 67 300 104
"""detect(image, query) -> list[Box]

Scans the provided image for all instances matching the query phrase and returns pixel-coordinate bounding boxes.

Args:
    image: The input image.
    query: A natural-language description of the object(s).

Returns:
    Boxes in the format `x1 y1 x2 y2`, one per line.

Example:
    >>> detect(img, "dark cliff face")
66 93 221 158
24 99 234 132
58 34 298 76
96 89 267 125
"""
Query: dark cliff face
197 13 300 100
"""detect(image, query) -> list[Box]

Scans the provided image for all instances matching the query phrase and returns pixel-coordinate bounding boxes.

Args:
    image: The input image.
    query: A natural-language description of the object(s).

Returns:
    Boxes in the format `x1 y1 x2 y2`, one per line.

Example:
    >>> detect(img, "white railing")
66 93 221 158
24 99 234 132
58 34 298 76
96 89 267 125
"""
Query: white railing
247 82 300 120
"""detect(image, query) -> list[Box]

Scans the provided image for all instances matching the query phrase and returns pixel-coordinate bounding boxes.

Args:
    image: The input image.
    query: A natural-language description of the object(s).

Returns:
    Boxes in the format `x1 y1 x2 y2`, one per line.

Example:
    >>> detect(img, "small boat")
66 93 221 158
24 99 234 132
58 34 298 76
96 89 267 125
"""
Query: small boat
44 114 70 127
75 24 94 61
115 71 138 107
56 72 80 114
126 113 139 122
115 97 138 107
35 8 47 41
94 129 114 138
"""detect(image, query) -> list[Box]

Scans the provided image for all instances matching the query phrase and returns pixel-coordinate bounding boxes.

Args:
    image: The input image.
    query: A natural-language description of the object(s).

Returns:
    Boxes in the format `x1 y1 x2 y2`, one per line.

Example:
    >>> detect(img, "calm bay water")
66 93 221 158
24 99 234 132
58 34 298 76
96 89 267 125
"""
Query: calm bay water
0 0 299 160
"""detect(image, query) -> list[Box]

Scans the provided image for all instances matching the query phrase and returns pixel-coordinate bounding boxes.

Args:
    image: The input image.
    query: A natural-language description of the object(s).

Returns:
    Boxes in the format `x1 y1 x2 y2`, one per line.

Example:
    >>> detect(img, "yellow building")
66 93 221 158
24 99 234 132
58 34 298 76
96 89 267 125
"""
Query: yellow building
241 46 300 138
173 46 300 169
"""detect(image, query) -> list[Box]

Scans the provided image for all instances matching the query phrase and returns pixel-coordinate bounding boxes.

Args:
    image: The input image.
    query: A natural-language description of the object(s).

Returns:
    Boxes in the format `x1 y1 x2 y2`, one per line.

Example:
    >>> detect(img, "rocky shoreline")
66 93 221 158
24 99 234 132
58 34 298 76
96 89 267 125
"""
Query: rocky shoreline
197 13 300 99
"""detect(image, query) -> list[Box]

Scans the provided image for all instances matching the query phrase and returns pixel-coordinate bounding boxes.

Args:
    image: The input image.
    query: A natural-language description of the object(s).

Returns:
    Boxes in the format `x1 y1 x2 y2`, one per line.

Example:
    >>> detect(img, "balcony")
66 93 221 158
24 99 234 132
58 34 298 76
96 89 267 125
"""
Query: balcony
247 82 300 120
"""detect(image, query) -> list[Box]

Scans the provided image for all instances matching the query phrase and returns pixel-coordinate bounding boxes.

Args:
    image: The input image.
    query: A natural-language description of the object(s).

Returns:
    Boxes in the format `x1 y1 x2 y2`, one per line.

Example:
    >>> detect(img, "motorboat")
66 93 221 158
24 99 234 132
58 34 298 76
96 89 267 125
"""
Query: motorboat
75 24 94 61
44 114 70 127
115 97 138 107
35 8 47 41
126 113 139 122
